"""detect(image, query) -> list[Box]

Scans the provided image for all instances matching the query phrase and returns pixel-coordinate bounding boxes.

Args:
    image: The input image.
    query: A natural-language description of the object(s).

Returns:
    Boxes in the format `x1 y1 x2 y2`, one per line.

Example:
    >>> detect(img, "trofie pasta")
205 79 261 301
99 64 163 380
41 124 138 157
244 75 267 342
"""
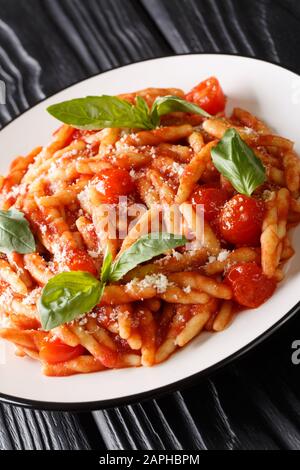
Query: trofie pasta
0 77 299 376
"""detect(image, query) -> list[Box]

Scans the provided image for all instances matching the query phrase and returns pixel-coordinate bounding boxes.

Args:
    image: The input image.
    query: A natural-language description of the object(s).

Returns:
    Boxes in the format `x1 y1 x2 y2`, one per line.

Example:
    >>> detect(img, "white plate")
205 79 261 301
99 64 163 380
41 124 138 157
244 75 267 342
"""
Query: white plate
0 54 299 410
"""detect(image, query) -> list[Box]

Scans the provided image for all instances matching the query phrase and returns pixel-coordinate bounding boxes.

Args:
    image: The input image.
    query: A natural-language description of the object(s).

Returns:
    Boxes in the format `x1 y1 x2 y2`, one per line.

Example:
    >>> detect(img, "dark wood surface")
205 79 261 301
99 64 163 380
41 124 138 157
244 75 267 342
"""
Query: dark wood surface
0 0 300 450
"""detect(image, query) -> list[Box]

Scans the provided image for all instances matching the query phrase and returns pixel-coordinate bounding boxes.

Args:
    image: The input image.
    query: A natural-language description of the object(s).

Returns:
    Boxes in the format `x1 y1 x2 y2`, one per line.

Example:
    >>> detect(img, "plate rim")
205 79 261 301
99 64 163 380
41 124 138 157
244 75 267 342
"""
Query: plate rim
0 52 299 411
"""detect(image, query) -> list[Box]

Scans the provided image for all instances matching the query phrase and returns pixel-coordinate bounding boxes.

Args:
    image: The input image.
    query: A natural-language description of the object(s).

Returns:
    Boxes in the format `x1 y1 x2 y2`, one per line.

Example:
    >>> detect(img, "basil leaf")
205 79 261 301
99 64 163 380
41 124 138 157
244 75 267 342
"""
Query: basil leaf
0 209 35 254
101 247 113 283
98 281 107 305
151 95 212 119
47 94 211 131
211 128 266 196
39 232 187 330
109 232 187 282
135 96 157 129
38 271 102 330
47 95 155 130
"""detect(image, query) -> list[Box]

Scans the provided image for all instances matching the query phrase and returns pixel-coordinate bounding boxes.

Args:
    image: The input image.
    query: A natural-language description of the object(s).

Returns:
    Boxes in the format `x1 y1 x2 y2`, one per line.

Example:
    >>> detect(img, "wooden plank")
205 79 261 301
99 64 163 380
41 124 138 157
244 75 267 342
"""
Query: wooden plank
0 0 171 125
0 405 106 450
141 0 300 72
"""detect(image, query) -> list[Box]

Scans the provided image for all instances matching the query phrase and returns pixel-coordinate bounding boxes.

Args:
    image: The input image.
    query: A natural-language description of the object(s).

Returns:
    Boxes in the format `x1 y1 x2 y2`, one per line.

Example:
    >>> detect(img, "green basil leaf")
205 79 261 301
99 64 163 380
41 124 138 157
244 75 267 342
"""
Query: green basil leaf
134 96 156 129
47 94 211 131
211 128 266 196
0 209 35 254
109 232 187 282
98 281 107 304
151 95 212 119
47 95 155 130
38 271 102 330
39 233 188 330
101 247 113 283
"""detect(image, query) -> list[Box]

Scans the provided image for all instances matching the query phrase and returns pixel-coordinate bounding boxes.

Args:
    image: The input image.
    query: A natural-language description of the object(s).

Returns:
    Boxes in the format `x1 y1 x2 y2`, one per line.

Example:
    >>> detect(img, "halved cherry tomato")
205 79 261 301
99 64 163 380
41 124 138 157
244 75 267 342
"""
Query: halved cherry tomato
186 77 226 115
191 186 229 222
219 194 265 246
96 168 135 204
65 248 97 276
39 337 86 364
225 262 276 308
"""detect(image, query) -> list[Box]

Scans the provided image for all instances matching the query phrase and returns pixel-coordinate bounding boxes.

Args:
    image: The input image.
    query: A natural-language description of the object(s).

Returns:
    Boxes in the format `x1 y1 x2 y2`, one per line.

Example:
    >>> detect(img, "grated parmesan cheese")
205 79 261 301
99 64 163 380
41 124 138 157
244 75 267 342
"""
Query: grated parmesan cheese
0 312 11 328
88 249 102 259
126 273 172 294
243 126 255 135
183 285 191 294
262 189 275 201
8 183 27 199
88 311 98 319
217 249 231 262
23 288 42 305
208 250 231 264
155 249 182 266
171 161 185 177
149 147 157 157
172 249 183 260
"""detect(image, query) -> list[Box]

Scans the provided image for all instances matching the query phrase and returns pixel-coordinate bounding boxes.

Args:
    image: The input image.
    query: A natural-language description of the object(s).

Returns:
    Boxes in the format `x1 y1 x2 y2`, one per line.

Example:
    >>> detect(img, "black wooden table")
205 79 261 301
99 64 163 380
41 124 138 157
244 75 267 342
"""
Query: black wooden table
0 0 300 451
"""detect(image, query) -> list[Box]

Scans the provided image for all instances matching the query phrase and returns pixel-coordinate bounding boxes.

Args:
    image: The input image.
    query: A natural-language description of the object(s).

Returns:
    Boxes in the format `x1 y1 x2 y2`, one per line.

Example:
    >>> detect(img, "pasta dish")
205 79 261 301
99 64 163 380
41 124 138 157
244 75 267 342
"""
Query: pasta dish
0 77 298 376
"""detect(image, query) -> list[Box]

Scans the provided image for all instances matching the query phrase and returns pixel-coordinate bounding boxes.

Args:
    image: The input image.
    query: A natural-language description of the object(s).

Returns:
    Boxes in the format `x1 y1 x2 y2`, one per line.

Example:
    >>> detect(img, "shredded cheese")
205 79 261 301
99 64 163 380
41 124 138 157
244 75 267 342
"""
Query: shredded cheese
126 273 172 294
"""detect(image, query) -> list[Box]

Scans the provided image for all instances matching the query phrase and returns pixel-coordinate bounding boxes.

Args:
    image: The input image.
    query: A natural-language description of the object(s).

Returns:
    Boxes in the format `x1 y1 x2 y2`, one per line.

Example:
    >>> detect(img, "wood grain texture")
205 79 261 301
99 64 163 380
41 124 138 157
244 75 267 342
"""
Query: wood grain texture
142 0 300 73
0 404 106 450
0 0 300 451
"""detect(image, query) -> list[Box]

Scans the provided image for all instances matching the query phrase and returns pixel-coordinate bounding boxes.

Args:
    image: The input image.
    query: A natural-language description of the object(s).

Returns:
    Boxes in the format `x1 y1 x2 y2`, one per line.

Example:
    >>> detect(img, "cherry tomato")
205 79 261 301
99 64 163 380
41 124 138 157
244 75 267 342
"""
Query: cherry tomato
186 77 226 115
40 337 86 364
225 262 276 308
65 249 97 276
96 168 135 203
219 194 265 246
191 186 229 222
